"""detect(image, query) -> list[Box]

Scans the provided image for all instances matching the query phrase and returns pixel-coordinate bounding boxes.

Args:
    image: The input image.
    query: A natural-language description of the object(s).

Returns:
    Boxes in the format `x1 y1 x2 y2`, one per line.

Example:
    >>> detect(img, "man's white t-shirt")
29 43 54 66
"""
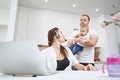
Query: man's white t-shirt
75 29 98 63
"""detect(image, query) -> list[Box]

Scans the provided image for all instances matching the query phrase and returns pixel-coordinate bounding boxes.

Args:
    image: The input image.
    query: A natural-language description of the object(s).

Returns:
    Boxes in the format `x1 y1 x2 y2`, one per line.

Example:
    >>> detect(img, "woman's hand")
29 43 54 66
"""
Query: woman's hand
74 63 98 71
86 64 98 71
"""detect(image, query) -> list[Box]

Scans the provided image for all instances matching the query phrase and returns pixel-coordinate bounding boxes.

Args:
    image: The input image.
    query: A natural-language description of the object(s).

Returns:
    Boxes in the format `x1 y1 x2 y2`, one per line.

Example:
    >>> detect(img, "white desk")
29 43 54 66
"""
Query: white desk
0 71 120 80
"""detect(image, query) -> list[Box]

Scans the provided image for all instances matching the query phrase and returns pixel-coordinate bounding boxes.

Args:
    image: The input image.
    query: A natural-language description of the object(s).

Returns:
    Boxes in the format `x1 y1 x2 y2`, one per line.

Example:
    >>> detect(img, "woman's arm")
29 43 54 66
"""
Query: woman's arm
66 47 86 70
66 47 98 71
74 63 98 71
66 39 73 47
73 63 87 70
86 64 98 71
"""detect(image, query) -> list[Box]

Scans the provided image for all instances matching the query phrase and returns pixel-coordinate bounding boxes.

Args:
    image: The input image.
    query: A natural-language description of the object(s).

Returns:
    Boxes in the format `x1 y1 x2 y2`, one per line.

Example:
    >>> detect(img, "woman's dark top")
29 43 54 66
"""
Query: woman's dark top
56 57 70 70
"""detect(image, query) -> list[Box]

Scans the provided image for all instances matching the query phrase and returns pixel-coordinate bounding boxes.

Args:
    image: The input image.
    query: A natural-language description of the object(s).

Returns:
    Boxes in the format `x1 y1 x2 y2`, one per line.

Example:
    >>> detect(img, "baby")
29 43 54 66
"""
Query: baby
69 27 89 55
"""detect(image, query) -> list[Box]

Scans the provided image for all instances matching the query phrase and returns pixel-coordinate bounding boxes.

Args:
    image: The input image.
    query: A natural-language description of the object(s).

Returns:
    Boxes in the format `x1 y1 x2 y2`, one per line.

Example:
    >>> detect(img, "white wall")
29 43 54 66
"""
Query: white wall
16 7 117 61
116 25 120 55
104 15 119 56
0 8 9 42
0 8 9 25
15 7 29 40
0 29 7 42
114 12 120 55
100 15 120 59
90 16 109 61
16 7 80 44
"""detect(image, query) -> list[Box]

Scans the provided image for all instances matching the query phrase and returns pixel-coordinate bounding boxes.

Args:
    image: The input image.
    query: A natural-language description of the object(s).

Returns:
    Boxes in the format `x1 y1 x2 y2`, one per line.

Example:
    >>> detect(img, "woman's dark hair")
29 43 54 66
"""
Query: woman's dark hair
81 14 90 21
48 27 68 57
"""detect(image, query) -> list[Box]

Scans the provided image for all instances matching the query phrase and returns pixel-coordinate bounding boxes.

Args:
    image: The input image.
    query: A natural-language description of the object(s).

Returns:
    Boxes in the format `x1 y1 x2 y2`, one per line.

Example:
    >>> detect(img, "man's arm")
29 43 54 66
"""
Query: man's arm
75 35 98 47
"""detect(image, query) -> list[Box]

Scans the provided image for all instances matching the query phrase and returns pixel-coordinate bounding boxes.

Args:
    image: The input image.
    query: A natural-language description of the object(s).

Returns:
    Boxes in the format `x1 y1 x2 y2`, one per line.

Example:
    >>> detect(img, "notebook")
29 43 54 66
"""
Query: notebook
0 40 49 76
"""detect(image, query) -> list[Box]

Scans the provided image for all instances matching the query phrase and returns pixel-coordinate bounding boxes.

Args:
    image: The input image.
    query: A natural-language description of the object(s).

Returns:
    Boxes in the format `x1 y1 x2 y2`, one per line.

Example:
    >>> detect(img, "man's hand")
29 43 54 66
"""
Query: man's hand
74 38 83 44
74 33 81 38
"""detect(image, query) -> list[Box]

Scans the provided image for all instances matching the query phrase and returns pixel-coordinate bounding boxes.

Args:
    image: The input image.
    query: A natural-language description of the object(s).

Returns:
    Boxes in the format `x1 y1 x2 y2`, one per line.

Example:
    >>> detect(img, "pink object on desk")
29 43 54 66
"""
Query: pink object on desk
102 56 120 78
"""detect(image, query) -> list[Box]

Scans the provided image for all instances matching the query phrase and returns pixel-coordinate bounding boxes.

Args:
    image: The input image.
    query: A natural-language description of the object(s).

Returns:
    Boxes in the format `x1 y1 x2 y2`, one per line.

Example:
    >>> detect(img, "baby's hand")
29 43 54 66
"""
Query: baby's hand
77 51 81 55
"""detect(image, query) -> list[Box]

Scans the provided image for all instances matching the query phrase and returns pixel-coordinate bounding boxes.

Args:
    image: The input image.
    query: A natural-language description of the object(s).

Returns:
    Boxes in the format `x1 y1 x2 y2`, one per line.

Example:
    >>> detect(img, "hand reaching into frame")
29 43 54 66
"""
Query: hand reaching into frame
86 64 98 71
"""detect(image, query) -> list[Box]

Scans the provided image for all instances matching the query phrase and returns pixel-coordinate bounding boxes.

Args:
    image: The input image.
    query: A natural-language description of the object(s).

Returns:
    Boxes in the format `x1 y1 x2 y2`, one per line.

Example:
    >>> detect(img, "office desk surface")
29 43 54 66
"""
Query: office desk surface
0 71 120 80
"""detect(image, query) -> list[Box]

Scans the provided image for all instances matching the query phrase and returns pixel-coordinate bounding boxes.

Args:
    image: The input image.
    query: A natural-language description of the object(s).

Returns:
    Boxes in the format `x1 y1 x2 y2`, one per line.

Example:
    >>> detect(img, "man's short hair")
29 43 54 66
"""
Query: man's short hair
81 14 90 21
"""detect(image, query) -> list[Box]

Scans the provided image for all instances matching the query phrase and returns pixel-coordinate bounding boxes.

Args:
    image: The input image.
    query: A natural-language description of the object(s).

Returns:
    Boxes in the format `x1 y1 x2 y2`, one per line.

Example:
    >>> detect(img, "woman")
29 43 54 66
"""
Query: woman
40 27 96 73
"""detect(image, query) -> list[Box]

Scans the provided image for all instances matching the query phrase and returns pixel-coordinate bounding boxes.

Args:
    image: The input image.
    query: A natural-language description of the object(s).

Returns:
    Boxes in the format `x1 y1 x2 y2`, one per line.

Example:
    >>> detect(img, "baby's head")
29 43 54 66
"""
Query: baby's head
80 27 88 36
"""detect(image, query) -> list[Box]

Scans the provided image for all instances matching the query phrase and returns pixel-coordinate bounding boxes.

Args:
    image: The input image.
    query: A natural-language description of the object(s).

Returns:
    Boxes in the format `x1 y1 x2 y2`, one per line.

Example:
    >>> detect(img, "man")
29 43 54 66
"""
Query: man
67 14 98 70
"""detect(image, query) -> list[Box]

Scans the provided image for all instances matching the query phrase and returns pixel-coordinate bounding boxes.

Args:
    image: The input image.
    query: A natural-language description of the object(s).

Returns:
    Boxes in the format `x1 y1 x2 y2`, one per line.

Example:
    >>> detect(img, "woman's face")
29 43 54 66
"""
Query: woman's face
56 30 65 43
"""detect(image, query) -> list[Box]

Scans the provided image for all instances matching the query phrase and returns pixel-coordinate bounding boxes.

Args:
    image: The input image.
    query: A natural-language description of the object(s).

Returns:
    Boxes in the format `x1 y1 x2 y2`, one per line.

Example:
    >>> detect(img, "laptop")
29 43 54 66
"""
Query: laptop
0 40 50 76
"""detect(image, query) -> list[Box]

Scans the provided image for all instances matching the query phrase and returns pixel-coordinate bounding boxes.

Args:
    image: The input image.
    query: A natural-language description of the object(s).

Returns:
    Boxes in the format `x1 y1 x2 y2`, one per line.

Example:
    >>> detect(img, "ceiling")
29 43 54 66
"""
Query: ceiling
0 0 120 17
